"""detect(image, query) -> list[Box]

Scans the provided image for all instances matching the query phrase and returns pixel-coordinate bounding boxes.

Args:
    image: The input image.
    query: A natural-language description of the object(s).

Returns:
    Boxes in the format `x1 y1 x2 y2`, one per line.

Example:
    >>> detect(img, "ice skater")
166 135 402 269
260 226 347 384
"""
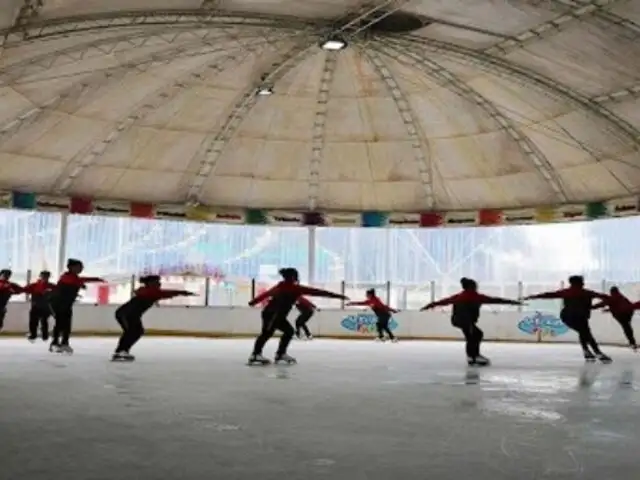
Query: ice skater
49 259 105 354
0 269 26 332
112 275 195 361
591 286 637 351
420 277 522 366
346 289 400 342
524 275 612 363
23 270 55 342
295 296 317 340
247 267 347 365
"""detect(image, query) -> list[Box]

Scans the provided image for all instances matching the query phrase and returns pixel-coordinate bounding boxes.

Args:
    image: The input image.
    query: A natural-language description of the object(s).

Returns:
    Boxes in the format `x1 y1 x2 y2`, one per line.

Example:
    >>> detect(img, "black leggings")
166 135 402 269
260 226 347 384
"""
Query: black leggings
28 307 50 339
0 307 6 331
115 313 144 353
562 314 601 354
456 321 483 358
295 310 313 337
614 313 636 346
252 311 294 356
51 307 73 346
376 313 395 340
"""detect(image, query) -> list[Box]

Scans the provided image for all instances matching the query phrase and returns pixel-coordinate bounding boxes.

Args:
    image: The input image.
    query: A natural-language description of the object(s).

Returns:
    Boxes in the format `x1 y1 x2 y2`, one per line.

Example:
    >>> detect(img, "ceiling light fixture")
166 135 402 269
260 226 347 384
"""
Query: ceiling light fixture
321 38 347 51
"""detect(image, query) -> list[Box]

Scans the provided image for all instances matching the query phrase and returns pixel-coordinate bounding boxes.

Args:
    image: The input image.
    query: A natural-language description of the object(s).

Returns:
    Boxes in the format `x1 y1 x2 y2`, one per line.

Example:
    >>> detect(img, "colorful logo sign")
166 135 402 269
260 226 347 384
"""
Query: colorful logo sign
518 312 569 337
341 313 398 334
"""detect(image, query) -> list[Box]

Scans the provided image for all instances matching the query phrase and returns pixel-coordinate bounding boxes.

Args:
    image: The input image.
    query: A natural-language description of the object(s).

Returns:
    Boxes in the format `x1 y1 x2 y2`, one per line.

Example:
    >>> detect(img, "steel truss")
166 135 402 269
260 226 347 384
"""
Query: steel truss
362 49 435 209
0 9 318 44
592 84 640 104
308 52 338 211
375 39 570 202
484 0 624 55
0 29 271 143
390 35 640 147
53 31 292 194
184 0 414 205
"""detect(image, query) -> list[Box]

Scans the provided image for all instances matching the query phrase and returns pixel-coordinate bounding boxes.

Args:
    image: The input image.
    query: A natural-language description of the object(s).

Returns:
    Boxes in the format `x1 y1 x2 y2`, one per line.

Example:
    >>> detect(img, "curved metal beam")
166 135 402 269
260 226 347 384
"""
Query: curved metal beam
592 83 640 104
53 32 284 194
0 9 320 44
308 51 338 211
360 48 435 209
184 40 318 203
0 29 267 143
375 39 570 202
389 35 640 147
484 0 622 55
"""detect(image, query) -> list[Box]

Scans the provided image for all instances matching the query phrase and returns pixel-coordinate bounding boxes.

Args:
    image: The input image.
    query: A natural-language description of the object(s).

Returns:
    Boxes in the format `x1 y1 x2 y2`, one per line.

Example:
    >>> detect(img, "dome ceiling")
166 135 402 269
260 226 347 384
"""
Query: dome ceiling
0 0 639 216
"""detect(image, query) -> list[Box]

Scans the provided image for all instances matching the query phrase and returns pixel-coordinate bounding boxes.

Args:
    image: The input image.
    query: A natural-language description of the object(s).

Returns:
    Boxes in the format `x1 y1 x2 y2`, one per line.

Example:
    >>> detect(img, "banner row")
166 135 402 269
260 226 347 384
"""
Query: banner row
3 191 639 228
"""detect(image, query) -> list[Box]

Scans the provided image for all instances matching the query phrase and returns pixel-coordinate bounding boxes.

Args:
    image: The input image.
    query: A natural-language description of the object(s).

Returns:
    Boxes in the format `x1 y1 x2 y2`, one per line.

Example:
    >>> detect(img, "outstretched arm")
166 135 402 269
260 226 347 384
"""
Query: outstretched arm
346 300 369 307
79 276 106 283
248 285 280 307
591 301 607 310
477 294 522 306
420 293 461 311
523 289 566 300
296 284 348 300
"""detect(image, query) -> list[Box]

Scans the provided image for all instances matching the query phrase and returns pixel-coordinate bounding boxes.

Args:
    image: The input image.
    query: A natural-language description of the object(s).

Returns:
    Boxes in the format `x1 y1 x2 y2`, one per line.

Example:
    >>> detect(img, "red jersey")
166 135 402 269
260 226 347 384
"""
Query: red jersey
50 272 104 309
423 290 521 324
347 296 398 316
296 296 316 311
593 291 635 317
526 286 610 319
0 279 24 307
116 286 191 318
249 281 344 317
23 280 56 308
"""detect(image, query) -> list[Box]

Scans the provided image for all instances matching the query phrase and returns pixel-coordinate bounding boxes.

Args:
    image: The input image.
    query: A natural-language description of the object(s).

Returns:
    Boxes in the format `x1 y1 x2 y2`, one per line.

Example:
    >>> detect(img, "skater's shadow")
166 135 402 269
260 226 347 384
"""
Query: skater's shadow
268 366 291 380
464 367 482 385
577 365 601 390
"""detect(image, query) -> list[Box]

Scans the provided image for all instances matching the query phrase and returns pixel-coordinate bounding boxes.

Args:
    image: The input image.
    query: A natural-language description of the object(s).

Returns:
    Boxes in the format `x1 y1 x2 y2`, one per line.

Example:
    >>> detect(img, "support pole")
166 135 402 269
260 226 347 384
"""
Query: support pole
308 226 316 285
56 212 69 275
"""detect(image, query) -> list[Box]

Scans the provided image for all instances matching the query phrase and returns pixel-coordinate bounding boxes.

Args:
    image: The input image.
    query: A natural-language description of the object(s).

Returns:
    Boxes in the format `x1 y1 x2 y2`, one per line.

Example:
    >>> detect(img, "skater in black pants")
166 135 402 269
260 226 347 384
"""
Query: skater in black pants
49 259 105 354
0 269 25 332
295 296 316 340
247 268 347 365
347 289 400 342
112 275 194 361
592 287 637 350
23 271 55 341
524 276 613 363
421 278 522 366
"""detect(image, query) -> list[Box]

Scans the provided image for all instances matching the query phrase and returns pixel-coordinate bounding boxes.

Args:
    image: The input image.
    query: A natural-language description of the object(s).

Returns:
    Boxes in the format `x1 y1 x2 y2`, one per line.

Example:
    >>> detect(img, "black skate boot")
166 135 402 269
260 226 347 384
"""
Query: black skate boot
111 351 135 362
247 353 271 366
474 355 491 367
597 353 612 364
583 351 596 362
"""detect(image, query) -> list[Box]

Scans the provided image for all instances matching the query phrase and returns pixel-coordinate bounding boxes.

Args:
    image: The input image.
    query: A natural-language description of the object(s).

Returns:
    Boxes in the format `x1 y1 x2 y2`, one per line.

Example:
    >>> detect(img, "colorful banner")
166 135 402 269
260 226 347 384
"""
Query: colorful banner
1 191 639 228
11 191 36 210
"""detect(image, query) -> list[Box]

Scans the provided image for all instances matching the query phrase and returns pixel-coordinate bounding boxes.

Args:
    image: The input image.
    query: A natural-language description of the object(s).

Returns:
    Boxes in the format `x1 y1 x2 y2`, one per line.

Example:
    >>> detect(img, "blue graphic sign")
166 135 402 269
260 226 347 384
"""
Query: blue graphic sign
518 312 569 337
341 313 398 334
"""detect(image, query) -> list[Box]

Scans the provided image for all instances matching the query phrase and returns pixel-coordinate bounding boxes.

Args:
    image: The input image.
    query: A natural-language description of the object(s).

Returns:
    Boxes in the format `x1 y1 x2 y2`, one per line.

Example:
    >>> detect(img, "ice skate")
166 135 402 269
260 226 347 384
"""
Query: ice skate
26 334 36 343
474 355 491 367
274 353 297 365
375 337 385 343
467 356 476 366
59 345 74 355
306 335 313 341
247 353 271 366
111 351 134 362
583 351 596 362
597 353 612 364
631 344 638 352
49 343 61 353
390 337 399 343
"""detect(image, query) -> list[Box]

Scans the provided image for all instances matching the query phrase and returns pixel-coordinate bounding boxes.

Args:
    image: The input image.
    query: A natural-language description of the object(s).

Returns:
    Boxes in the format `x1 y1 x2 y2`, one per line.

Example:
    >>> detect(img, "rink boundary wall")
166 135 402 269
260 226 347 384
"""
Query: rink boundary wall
0 304 633 347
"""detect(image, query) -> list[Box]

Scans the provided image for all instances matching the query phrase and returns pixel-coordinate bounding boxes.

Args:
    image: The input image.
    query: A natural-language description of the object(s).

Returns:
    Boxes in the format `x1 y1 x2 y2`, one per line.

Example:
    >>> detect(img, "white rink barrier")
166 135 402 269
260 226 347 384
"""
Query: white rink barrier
0 303 635 346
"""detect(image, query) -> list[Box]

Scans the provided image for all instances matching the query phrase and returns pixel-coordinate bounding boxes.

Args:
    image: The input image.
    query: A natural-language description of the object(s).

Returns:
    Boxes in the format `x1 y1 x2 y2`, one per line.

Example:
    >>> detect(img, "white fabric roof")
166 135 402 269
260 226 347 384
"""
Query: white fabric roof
0 0 639 213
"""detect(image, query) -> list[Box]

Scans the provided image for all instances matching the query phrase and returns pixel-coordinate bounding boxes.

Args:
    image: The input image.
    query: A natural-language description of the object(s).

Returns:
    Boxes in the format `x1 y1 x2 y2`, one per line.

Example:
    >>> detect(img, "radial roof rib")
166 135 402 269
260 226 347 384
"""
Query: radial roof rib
392 35 640 148
375 38 569 203
307 51 338 212
484 0 622 55
592 84 640 104
0 10 318 45
362 49 435 209
0 28 261 143
184 0 414 205
51 30 284 195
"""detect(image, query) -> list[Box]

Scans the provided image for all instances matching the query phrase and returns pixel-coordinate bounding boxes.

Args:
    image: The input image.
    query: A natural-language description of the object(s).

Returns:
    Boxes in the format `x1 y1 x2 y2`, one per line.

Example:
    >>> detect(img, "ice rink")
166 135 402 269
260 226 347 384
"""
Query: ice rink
1 337 639 480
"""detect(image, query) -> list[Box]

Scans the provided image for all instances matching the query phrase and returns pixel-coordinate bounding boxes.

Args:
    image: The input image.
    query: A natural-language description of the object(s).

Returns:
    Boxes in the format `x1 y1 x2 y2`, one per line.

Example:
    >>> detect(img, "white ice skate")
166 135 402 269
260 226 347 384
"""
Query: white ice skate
597 353 612 364
274 353 297 365
375 337 385 343
111 352 135 362
390 338 399 343
59 345 74 355
247 353 271 366
49 344 61 353
306 335 313 341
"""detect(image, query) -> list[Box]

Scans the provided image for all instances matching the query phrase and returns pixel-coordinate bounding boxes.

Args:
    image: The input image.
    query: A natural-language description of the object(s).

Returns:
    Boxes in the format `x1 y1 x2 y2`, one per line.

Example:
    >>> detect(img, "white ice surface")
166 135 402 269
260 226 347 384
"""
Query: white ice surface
1 338 640 480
